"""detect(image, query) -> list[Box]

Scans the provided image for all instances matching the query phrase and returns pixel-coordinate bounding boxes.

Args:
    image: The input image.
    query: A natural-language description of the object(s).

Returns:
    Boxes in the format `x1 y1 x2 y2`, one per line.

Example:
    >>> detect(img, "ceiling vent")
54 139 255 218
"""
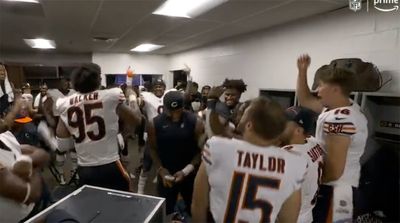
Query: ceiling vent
92 37 118 43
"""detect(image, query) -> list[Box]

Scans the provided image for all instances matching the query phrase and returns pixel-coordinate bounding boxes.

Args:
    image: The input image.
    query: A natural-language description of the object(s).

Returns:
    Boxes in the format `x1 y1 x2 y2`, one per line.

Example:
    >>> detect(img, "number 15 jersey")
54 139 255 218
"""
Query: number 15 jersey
203 136 307 223
56 88 125 166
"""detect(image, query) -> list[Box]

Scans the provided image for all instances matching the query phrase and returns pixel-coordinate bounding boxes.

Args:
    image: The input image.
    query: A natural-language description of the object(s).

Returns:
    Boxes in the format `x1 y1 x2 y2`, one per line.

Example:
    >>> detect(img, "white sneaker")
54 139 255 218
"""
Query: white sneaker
59 174 66 185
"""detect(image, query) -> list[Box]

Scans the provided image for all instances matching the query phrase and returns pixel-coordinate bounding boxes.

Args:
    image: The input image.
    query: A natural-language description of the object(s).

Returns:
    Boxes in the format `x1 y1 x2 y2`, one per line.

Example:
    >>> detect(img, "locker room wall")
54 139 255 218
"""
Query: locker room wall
92 53 171 89
0 51 92 65
169 8 400 100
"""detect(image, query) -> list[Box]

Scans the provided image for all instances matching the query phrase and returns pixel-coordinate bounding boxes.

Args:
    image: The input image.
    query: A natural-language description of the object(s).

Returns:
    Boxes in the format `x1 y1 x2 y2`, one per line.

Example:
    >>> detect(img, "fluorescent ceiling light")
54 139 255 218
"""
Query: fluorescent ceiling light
131 43 164 52
3 0 39 3
153 0 227 18
24 38 56 49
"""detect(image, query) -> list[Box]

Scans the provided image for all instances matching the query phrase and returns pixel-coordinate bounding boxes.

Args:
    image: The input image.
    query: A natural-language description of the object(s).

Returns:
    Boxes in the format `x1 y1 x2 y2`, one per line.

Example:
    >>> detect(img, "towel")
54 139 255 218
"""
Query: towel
0 70 14 102
332 184 353 223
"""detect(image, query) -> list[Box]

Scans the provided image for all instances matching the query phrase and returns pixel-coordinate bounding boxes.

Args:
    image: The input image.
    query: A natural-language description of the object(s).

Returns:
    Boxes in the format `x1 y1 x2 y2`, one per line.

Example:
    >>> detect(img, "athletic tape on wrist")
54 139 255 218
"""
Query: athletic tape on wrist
22 183 31 204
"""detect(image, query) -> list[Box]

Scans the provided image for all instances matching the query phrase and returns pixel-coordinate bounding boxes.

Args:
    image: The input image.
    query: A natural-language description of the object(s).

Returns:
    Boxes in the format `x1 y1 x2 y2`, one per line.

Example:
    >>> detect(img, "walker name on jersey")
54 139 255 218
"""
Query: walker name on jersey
69 92 99 105
307 144 324 163
237 150 285 174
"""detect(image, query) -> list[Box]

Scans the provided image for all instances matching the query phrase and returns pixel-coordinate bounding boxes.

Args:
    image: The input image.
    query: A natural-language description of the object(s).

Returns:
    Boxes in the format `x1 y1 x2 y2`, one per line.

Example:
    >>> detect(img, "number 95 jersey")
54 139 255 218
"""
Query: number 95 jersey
56 88 126 166
203 136 307 223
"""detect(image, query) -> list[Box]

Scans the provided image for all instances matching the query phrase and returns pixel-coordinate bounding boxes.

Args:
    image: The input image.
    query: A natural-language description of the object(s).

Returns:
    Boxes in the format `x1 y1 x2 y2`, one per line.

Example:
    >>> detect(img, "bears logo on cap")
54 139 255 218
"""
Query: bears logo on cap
163 91 183 111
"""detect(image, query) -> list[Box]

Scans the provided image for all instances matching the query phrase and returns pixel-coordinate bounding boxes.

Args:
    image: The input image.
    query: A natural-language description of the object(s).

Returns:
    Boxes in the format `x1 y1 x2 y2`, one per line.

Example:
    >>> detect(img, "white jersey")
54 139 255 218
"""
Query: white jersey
56 88 125 166
283 136 324 223
48 89 76 116
141 89 176 120
203 136 307 223
316 102 368 187
141 91 164 121
0 131 34 222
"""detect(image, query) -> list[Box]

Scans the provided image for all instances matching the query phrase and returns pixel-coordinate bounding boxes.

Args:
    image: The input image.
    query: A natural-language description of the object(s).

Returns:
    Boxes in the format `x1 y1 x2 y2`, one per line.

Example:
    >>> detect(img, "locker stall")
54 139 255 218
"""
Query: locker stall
259 89 296 109
359 92 400 222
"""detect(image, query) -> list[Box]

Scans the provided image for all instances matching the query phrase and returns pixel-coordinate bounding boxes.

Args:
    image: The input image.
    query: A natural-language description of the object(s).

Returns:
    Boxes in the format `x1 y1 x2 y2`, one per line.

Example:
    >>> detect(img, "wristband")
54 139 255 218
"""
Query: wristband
181 164 194 176
22 183 31 204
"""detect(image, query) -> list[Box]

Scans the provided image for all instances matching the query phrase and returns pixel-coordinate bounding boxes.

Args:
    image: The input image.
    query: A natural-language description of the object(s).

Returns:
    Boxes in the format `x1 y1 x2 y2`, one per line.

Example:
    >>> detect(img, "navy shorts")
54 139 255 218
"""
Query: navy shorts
77 160 131 192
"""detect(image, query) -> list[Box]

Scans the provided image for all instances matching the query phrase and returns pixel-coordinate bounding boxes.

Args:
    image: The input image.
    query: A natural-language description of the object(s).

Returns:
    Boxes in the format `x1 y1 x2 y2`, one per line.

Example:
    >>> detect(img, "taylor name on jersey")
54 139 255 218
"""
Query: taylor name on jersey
203 136 307 223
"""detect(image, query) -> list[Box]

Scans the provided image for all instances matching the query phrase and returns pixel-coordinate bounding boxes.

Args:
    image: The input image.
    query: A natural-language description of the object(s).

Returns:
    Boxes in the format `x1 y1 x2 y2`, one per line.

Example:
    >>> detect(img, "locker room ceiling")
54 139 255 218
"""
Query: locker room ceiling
0 0 347 55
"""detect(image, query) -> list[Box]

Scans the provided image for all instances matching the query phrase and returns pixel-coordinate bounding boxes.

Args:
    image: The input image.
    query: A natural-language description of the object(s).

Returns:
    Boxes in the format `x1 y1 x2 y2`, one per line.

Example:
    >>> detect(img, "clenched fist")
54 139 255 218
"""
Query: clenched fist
297 54 311 72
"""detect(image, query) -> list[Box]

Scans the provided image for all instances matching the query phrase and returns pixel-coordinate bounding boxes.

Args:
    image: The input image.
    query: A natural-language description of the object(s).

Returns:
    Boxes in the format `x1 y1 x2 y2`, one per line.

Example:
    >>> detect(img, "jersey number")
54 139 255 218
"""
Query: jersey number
224 172 281 223
67 102 106 143
334 109 350 115
157 105 164 114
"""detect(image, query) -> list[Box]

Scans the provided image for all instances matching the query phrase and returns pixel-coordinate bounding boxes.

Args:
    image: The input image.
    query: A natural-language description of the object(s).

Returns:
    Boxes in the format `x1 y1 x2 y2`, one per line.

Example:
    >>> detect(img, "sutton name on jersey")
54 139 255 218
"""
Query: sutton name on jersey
307 143 324 163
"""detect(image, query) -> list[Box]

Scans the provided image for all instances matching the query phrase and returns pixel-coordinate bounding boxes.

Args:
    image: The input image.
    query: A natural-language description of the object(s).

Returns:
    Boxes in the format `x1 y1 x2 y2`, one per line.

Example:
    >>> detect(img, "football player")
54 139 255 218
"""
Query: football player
55 63 141 191
136 79 169 194
280 106 324 223
296 54 368 222
192 97 307 223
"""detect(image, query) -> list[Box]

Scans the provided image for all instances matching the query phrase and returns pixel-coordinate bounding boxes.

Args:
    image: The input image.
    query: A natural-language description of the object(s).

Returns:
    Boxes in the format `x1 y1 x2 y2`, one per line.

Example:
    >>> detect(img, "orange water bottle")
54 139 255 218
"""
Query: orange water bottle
126 66 134 86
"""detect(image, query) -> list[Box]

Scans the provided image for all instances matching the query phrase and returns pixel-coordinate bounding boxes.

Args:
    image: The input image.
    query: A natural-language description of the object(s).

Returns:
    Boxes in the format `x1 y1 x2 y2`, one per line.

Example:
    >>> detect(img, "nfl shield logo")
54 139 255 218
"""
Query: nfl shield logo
349 0 362 12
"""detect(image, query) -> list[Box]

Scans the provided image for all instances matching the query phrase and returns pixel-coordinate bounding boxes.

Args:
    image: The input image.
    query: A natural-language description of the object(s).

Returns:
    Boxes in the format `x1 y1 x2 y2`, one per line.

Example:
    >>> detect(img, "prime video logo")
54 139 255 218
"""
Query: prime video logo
373 0 399 12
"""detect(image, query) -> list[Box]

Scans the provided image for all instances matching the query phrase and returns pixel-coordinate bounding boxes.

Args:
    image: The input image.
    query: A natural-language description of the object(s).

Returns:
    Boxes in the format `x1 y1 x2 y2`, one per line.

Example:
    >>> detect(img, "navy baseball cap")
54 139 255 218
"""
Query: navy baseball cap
285 106 316 134
153 79 166 87
163 91 184 111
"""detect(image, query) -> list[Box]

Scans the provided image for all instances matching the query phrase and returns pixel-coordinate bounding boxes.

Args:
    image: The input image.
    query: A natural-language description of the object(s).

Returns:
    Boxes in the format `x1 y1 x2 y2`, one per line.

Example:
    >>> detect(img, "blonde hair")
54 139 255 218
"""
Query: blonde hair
319 68 355 96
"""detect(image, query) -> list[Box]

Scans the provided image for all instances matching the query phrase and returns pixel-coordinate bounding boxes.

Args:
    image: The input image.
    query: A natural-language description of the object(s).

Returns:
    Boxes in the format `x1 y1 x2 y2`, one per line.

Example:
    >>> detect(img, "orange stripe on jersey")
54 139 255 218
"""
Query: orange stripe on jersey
342 126 356 129
323 122 356 135
116 160 132 192
202 154 212 165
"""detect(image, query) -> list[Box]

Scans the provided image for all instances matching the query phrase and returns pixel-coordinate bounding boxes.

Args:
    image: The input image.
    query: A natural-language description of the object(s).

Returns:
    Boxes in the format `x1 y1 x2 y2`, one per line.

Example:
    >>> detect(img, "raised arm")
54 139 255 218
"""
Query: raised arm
206 86 234 138
117 87 142 126
296 54 323 113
